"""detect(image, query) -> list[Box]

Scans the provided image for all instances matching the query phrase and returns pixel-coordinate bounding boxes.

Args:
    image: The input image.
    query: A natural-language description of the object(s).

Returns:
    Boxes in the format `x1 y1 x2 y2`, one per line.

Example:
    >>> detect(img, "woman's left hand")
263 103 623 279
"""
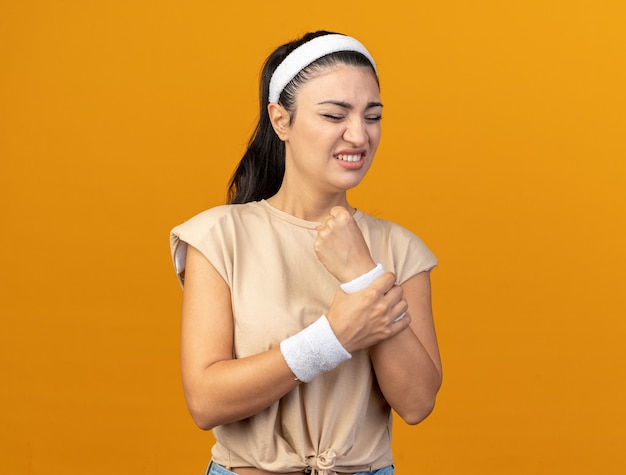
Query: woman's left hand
314 206 377 283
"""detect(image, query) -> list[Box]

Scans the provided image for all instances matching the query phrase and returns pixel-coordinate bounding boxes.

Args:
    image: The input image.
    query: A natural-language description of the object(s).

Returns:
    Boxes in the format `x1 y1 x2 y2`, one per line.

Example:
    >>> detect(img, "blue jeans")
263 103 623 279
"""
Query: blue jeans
206 460 394 475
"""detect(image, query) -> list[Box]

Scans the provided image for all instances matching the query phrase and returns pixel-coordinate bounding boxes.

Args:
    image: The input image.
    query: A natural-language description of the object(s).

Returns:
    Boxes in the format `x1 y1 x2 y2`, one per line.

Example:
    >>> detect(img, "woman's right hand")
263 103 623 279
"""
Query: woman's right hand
325 272 411 353
314 206 376 283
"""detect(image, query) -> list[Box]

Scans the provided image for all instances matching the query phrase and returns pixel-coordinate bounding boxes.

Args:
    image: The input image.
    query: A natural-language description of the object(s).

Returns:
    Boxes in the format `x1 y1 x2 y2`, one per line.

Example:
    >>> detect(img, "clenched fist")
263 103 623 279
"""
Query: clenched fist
314 206 377 283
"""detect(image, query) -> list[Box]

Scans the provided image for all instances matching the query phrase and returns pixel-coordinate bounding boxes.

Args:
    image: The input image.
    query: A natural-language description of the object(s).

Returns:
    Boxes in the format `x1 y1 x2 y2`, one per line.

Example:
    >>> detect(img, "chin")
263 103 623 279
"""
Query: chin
332 177 366 192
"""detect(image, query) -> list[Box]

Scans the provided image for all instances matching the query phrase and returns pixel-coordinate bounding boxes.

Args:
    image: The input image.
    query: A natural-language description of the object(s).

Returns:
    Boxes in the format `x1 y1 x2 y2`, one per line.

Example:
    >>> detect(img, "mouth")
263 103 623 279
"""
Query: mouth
335 153 364 162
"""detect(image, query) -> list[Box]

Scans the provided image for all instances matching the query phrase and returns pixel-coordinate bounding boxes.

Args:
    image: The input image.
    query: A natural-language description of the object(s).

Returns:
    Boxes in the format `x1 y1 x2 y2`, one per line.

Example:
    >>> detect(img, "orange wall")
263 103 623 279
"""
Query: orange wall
1 1 625 474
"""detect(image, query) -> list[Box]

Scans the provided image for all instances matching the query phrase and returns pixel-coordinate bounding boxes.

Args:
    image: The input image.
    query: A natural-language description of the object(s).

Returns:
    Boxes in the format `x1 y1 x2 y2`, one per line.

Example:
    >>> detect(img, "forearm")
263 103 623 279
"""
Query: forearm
370 328 442 424
184 313 351 430
183 347 300 430
182 245 303 430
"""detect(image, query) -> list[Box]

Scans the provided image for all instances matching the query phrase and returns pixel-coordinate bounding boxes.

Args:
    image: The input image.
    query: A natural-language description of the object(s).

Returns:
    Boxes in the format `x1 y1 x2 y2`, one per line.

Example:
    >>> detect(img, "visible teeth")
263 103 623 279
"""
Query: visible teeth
336 154 361 162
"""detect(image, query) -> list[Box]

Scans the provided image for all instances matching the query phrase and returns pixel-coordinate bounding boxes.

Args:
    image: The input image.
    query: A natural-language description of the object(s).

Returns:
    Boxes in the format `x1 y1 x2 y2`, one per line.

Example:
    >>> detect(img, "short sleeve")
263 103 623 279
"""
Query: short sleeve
170 232 190 287
358 214 437 286
169 206 235 288
391 223 438 284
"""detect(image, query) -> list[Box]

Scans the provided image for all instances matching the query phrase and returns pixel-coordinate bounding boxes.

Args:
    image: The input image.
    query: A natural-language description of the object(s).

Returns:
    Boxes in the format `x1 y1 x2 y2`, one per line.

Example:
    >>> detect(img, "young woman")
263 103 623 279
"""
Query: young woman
170 31 442 475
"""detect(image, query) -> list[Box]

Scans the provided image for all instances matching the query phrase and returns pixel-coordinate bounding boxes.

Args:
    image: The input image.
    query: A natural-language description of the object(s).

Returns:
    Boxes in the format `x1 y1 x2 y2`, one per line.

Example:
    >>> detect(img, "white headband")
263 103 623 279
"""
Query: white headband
268 34 377 103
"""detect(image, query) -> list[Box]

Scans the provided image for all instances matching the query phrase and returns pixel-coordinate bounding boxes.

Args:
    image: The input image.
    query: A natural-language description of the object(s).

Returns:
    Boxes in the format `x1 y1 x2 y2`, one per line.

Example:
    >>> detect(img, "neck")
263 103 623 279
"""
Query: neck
267 186 353 222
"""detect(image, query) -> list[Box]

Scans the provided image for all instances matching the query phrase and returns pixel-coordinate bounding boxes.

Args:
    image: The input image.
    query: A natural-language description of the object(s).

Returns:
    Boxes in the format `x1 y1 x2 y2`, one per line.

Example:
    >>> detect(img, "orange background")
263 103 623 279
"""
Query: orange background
1 1 625 474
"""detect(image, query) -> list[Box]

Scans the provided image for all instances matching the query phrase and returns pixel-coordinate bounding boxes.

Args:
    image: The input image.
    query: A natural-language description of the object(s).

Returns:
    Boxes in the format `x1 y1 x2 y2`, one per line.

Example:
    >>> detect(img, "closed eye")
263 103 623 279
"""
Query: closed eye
322 114 344 121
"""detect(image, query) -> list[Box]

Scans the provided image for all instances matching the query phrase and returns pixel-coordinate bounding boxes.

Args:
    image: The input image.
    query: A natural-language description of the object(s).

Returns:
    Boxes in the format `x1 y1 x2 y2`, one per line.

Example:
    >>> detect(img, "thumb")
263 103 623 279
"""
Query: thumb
368 272 396 295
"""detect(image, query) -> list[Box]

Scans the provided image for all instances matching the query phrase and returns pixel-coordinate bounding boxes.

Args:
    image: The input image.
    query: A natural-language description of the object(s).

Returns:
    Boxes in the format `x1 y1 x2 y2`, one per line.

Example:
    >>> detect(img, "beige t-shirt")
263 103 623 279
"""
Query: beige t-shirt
170 200 437 474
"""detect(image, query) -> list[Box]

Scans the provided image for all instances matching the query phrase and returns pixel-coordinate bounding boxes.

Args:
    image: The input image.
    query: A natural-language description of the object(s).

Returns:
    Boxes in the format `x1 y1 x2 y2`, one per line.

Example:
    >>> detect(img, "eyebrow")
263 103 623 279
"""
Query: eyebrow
317 100 384 109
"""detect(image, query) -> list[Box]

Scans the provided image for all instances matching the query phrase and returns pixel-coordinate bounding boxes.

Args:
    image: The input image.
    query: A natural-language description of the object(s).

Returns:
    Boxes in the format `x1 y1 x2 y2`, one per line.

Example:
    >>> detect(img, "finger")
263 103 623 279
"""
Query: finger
331 206 354 224
391 299 409 322
369 272 396 294
313 235 327 255
392 312 412 328
315 226 328 238
317 214 333 228
384 284 404 302
393 312 406 323
329 206 346 217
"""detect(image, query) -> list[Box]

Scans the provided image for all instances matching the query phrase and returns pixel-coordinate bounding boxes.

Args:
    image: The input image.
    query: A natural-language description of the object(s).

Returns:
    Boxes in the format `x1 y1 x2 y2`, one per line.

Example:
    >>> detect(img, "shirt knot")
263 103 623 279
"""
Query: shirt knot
305 448 337 474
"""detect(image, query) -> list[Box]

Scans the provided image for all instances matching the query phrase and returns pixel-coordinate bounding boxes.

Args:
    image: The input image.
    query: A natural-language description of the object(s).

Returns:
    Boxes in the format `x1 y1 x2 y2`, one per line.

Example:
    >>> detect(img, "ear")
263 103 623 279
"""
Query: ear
267 103 290 141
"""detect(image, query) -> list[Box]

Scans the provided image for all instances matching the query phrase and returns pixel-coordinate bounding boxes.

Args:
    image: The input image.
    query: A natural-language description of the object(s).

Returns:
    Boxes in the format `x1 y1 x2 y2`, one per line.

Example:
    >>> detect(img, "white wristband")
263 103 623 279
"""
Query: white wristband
340 263 385 294
280 315 351 382
341 263 406 322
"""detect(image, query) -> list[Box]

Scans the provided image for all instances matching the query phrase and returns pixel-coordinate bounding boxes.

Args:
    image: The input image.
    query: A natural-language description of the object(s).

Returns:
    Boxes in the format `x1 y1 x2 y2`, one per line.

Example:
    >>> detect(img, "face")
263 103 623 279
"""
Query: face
277 65 382 195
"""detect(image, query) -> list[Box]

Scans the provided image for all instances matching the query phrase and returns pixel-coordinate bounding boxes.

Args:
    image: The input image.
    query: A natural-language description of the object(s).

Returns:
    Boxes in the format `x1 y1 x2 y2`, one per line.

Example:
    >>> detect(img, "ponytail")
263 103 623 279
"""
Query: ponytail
226 41 287 203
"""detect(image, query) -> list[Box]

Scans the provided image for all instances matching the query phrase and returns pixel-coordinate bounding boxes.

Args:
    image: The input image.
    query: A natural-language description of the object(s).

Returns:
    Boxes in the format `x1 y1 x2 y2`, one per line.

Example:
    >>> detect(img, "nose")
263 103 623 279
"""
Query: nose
342 118 368 147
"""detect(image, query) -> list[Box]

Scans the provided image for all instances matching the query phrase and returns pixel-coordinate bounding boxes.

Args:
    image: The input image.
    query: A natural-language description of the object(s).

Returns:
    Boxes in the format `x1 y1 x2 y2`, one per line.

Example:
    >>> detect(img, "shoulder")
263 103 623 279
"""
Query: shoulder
169 202 268 287
357 211 423 244
171 202 265 237
357 211 438 280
